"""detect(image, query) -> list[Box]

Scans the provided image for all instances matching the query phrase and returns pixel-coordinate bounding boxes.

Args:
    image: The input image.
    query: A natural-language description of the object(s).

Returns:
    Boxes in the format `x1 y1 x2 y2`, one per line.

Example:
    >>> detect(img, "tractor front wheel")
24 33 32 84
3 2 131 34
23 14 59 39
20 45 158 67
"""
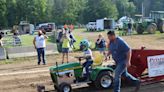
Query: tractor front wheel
59 83 72 92
94 71 113 89
137 25 144 34
147 23 157 34
159 22 164 33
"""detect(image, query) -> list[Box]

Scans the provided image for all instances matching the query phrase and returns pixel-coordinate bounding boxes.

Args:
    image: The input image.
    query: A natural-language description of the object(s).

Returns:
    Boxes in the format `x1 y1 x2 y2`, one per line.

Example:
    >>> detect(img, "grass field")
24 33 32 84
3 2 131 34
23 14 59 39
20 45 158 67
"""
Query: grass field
1 28 164 64
2 33 56 48
3 28 163 49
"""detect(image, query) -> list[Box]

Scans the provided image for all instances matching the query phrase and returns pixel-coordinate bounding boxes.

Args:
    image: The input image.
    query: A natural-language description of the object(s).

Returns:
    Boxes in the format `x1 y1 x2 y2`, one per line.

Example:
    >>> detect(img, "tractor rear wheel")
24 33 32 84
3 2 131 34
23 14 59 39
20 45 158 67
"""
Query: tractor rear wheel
147 23 157 34
137 25 144 34
159 22 164 33
94 71 113 89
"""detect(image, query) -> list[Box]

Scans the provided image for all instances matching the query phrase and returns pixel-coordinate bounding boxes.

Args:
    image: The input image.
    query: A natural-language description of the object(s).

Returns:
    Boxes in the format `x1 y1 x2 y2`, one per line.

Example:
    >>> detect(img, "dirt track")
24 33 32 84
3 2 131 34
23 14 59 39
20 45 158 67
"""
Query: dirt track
0 30 164 92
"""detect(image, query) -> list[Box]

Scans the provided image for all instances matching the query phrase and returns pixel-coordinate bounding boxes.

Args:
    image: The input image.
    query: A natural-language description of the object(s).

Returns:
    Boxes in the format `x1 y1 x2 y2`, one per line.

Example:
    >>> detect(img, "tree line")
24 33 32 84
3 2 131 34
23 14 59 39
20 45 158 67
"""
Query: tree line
0 0 163 28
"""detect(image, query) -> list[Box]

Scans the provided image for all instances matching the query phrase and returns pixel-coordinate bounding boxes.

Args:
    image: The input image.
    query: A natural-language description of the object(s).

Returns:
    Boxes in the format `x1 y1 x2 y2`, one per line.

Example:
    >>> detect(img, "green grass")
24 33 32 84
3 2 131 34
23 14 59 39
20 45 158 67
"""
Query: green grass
73 35 83 50
20 35 34 46
3 34 55 48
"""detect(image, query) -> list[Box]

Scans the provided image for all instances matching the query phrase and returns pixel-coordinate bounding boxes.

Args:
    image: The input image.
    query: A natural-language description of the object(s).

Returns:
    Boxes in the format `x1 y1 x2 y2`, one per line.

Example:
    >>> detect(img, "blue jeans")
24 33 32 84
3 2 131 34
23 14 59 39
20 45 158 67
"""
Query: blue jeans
37 48 46 65
83 61 93 78
114 62 139 92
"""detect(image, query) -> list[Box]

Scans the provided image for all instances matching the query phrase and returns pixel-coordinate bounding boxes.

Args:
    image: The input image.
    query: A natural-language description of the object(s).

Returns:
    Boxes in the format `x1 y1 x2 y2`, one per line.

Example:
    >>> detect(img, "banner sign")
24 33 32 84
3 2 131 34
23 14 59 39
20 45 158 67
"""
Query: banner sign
147 54 164 77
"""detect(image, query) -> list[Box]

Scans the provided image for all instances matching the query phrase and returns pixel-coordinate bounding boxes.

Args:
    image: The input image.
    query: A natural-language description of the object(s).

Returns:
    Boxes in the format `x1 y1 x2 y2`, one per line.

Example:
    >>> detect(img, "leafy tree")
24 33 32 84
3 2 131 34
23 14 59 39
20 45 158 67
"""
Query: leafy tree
6 0 17 27
34 0 48 24
52 0 85 24
114 0 136 18
0 0 164 27
0 0 7 28
16 0 35 23
83 0 118 23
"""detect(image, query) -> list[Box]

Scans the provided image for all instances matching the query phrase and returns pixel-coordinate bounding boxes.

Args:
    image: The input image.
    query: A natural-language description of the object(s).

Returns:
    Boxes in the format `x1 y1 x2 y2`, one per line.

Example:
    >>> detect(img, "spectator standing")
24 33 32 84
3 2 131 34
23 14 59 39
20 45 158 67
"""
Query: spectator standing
127 19 132 35
33 30 48 65
61 33 70 63
95 34 106 56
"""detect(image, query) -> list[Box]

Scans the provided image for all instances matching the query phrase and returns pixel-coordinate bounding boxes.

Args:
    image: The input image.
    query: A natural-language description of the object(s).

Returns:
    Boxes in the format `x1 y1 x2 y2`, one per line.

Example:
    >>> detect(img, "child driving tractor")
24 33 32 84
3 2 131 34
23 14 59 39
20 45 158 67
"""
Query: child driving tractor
77 39 93 81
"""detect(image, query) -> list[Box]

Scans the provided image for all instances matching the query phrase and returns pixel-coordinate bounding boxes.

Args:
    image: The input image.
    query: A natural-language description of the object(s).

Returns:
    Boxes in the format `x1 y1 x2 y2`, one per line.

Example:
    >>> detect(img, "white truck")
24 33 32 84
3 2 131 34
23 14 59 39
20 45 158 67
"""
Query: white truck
38 23 55 32
86 22 96 31
96 19 116 31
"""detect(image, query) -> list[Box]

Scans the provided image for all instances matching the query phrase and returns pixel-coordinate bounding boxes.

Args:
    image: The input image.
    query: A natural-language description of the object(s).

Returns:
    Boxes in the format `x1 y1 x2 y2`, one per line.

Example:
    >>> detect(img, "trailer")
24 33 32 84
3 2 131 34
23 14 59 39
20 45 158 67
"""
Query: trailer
18 21 34 35
96 18 115 31
128 47 164 85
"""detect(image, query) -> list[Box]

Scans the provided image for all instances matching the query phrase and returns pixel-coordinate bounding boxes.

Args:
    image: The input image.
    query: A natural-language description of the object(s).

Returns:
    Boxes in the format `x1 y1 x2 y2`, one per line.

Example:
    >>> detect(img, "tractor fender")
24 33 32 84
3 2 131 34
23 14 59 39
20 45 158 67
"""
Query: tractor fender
90 66 114 81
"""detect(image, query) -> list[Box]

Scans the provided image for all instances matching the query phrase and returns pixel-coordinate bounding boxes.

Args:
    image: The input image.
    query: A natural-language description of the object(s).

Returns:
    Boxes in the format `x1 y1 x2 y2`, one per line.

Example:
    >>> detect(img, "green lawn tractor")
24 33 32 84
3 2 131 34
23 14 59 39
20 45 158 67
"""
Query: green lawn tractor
49 54 114 92
136 11 164 34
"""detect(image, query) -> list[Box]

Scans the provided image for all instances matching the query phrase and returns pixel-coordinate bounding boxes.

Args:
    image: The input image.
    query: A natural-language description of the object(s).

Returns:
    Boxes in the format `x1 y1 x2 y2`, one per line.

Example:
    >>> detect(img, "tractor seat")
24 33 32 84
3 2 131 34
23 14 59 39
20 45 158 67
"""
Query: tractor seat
92 52 104 67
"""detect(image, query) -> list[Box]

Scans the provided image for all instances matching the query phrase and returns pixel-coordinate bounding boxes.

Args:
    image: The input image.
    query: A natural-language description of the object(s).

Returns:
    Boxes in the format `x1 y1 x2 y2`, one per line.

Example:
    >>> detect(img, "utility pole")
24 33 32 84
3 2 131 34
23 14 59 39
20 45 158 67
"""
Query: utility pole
141 1 145 22
142 2 144 17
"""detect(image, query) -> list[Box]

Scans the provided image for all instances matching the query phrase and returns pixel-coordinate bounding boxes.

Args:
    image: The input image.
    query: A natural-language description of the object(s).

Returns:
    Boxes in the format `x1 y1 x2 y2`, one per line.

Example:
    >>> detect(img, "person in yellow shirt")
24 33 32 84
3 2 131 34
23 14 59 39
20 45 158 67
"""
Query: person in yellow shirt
61 33 70 63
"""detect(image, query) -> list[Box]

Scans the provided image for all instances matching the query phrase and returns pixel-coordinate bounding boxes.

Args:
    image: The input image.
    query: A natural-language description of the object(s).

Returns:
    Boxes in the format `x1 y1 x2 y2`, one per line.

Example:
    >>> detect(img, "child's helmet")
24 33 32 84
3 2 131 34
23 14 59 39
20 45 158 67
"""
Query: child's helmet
80 39 90 51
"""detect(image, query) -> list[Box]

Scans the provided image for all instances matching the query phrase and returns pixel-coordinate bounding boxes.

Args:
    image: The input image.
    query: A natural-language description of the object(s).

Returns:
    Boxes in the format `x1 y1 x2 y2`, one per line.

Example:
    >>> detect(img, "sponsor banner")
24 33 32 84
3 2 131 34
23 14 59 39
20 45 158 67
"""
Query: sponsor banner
147 54 164 77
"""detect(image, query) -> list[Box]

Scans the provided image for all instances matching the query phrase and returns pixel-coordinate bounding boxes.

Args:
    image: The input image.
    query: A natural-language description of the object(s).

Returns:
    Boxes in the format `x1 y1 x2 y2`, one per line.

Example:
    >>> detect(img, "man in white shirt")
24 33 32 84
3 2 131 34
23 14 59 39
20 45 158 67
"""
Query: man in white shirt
33 30 48 65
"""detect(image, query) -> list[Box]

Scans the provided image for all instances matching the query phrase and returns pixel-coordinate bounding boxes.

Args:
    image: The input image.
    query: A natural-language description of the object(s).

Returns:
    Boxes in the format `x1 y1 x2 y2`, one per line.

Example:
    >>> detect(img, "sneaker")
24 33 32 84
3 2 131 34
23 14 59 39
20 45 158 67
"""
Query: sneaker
134 80 140 92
